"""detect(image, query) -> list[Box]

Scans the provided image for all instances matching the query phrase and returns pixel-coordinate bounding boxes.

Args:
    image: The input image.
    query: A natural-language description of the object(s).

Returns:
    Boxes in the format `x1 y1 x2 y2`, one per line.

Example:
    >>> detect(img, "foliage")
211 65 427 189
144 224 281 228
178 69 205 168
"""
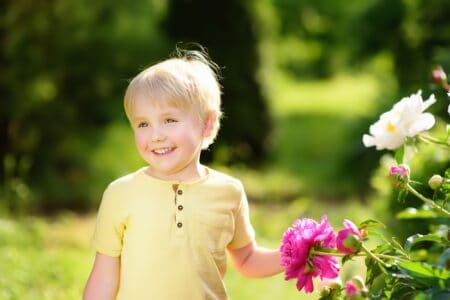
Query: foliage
0 0 167 212
281 82 449 299
163 0 272 165
1 0 449 216
344 0 450 94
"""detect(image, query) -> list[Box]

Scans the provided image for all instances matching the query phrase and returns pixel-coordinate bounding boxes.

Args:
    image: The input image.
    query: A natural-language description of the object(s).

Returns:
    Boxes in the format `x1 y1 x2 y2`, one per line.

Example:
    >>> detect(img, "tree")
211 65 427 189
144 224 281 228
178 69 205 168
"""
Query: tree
0 0 166 212
162 0 272 164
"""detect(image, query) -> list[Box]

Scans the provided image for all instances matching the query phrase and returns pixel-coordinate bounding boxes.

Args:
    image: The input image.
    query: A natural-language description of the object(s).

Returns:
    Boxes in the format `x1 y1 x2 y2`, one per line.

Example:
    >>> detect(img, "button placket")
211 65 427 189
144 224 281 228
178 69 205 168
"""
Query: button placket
173 185 184 230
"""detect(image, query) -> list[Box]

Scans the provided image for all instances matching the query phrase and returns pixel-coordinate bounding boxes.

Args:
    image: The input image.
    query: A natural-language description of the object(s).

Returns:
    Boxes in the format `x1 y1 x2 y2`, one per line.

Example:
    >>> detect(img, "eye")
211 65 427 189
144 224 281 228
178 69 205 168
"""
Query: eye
165 118 178 124
137 122 149 128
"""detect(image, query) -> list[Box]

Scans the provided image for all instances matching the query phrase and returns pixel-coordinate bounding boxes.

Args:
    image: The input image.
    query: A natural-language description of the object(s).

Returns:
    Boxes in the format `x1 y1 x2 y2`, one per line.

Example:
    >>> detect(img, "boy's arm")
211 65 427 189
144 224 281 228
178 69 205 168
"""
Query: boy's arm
83 252 120 300
227 241 284 278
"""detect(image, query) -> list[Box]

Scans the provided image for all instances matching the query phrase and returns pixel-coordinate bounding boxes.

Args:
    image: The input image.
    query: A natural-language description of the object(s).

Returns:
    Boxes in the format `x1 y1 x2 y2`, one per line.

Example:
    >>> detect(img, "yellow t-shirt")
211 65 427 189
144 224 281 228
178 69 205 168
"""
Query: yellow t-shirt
91 166 255 300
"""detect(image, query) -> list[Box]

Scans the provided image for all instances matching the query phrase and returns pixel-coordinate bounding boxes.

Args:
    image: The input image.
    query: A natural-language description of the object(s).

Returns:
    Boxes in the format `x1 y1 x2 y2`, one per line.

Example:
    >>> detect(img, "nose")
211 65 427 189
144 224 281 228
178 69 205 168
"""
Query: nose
150 126 166 142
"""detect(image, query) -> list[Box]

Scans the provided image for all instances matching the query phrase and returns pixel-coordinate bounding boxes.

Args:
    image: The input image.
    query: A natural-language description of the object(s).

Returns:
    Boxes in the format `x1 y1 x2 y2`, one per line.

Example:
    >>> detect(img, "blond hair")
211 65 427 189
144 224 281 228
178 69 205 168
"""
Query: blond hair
124 49 222 149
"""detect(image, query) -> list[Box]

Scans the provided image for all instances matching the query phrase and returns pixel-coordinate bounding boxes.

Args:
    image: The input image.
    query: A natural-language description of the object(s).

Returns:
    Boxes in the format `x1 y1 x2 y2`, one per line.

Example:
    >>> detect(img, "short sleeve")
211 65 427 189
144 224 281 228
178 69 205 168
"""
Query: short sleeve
228 183 255 249
91 184 127 257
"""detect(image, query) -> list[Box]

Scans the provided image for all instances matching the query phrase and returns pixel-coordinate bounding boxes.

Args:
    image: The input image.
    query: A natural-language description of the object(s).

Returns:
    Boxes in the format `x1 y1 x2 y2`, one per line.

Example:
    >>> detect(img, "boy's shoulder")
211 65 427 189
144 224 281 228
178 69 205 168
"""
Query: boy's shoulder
106 168 144 190
207 167 244 191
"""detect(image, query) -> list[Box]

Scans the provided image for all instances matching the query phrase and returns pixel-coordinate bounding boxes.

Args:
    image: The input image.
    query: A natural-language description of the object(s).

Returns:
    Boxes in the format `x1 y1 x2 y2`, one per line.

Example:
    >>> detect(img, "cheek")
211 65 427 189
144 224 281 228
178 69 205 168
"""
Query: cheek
134 132 148 152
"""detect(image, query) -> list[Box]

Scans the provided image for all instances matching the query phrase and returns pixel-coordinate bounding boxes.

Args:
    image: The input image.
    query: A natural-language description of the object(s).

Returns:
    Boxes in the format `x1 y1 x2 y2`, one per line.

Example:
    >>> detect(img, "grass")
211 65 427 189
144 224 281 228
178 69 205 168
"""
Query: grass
0 198 376 300
0 213 93 299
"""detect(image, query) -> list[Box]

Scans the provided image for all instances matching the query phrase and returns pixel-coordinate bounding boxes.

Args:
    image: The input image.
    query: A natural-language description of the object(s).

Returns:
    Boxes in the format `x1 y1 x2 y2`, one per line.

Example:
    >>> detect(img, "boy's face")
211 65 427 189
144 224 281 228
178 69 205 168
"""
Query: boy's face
130 95 207 181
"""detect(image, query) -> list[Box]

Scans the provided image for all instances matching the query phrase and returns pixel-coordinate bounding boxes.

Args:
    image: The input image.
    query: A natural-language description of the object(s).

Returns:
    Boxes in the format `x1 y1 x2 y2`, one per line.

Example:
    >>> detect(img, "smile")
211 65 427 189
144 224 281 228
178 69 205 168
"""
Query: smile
152 147 175 155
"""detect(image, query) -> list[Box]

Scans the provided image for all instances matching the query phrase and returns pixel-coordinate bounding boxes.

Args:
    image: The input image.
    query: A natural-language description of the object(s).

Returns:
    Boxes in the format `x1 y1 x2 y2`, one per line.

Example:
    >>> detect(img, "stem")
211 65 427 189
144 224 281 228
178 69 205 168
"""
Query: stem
407 183 450 217
311 250 363 257
360 244 389 268
375 253 409 262
311 250 409 262
418 135 450 149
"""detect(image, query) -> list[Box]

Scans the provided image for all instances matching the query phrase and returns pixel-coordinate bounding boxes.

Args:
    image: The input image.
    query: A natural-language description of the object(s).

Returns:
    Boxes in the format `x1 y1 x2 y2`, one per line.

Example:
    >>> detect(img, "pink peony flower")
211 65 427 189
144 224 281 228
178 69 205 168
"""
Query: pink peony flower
336 219 362 254
389 165 409 178
280 215 340 293
346 280 359 298
431 66 447 86
345 276 368 299
389 164 410 189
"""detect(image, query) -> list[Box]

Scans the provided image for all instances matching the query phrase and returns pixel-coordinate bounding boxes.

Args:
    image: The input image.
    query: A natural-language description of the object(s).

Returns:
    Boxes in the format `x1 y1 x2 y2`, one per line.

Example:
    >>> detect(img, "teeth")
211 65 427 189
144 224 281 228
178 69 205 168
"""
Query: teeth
153 147 173 154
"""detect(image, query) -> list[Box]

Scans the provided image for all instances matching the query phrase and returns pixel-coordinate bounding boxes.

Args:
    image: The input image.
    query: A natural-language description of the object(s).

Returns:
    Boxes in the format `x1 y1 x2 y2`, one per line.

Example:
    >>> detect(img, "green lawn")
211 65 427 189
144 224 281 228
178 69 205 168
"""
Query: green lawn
0 197 376 300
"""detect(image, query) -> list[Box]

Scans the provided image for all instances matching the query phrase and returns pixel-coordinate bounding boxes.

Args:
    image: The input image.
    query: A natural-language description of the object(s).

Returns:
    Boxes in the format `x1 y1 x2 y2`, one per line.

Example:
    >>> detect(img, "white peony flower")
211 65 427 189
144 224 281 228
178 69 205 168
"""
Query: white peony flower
448 92 450 115
363 90 436 150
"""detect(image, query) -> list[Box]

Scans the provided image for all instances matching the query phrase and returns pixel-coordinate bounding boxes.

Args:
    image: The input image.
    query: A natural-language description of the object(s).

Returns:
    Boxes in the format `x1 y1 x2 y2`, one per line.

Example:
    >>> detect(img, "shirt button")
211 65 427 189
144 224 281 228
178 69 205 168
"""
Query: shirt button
177 190 183 195
178 205 183 211
177 222 183 228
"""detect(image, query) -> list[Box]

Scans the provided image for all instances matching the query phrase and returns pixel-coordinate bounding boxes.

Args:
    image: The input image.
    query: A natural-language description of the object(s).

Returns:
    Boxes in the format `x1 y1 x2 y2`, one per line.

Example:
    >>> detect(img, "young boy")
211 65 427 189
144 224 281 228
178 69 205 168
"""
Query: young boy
83 48 283 300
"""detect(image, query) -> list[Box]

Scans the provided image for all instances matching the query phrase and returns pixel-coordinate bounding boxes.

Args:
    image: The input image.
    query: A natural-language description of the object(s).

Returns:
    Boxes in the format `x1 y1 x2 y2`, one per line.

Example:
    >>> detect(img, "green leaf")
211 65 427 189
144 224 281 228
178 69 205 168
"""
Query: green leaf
405 234 449 252
416 288 450 300
445 168 450 179
366 229 391 245
395 146 404 164
371 243 393 254
359 219 386 228
390 237 408 256
342 254 355 265
397 261 449 286
389 284 417 299
396 207 437 219
397 189 409 202
438 248 450 269
365 257 382 286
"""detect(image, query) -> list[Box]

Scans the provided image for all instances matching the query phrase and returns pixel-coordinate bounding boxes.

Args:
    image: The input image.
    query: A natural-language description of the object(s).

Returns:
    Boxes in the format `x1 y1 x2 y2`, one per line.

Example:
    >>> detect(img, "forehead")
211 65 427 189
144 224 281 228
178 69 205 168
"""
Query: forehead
130 92 199 118
131 89 187 110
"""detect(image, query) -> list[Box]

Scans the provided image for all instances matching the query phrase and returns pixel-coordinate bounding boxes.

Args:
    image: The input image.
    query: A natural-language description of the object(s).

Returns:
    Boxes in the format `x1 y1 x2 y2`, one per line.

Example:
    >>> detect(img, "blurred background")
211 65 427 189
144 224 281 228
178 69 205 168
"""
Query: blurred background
1 0 449 299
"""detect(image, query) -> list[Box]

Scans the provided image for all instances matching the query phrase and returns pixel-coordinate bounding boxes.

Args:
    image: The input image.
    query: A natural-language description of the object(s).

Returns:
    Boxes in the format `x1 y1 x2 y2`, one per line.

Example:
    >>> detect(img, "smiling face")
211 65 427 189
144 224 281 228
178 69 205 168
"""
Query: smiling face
131 94 210 182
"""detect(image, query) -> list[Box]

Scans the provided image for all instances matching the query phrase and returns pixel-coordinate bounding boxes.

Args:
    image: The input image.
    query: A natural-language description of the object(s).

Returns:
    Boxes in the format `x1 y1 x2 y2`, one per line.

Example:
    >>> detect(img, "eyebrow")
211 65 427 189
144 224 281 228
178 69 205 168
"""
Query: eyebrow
131 117 147 123
131 111 181 122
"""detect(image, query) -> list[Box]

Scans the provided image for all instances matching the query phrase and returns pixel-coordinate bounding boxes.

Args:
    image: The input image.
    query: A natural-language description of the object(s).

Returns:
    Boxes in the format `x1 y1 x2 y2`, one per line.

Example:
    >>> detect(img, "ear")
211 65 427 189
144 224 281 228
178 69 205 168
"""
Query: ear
202 112 217 138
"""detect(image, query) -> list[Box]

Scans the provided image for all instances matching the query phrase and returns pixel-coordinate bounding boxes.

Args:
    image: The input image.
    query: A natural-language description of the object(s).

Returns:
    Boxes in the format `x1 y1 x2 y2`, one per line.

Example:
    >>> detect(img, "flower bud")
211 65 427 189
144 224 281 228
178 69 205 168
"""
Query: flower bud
389 164 410 189
319 279 342 299
318 277 342 295
350 276 366 290
337 220 362 254
345 276 368 299
337 229 361 254
389 165 409 178
359 227 368 238
428 174 443 190
432 66 448 87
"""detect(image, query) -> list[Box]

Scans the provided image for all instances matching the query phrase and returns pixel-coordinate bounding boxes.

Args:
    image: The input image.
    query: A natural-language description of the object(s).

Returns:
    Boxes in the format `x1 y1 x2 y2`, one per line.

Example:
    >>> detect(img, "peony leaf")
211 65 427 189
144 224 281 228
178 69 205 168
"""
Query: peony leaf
366 229 391 245
396 207 437 219
397 261 449 284
365 256 383 286
359 219 386 228
414 289 450 300
342 254 356 265
405 234 449 252
390 237 408 256
438 248 450 269
445 168 450 179
396 189 409 202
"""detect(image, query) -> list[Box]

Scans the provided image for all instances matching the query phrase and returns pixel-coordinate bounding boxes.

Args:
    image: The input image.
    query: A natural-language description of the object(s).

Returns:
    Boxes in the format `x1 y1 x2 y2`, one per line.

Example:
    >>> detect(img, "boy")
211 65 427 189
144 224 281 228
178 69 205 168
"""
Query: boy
83 48 283 299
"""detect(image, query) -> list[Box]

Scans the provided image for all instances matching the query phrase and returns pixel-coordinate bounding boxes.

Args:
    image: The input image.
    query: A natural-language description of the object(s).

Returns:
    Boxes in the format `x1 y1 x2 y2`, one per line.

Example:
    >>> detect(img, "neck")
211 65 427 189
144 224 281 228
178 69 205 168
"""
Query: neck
145 163 208 183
